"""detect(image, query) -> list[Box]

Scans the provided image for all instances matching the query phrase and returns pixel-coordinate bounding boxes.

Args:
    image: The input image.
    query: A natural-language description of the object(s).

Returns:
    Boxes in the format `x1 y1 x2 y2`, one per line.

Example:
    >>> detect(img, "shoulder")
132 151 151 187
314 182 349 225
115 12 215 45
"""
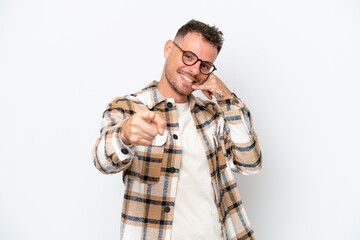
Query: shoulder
106 81 158 109
103 90 149 117
106 94 142 109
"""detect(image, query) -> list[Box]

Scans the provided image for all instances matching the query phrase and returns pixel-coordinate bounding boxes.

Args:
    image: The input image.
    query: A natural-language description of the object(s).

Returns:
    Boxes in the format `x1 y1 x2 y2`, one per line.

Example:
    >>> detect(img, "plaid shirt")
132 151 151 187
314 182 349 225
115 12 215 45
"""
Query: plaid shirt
92 81 262 240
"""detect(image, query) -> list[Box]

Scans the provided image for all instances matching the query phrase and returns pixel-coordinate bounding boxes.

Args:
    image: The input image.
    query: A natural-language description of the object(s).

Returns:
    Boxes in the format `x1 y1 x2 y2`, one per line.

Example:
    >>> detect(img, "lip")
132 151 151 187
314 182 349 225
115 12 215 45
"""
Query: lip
179 72 196 86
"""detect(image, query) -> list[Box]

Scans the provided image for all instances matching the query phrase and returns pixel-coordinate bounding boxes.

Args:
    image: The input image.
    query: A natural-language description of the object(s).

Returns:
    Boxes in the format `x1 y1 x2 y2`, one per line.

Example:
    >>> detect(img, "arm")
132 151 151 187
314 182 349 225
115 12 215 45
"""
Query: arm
192 74 262 175
92 97 136 174
92 97 166 174
217 94 262 175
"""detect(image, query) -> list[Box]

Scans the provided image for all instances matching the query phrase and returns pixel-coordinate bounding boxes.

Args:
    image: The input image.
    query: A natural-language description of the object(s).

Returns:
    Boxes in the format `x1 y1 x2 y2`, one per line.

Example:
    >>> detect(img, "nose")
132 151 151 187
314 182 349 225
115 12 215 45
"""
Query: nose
187 61 201 75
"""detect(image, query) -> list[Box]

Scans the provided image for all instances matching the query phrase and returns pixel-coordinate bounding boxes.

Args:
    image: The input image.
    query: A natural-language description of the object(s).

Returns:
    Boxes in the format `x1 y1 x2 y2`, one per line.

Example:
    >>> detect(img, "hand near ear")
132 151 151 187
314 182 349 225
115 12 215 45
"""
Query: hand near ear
192 74 232 101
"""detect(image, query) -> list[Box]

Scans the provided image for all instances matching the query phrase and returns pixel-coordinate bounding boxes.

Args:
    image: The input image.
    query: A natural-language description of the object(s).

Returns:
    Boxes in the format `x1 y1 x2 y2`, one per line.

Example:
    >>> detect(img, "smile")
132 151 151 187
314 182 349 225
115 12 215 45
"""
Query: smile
179 73 194 83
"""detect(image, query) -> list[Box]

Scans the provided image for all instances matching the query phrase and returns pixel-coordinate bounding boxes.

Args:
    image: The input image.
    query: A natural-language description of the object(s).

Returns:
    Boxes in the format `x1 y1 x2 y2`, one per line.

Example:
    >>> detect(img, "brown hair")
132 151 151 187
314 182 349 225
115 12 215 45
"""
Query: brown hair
175 19 224 54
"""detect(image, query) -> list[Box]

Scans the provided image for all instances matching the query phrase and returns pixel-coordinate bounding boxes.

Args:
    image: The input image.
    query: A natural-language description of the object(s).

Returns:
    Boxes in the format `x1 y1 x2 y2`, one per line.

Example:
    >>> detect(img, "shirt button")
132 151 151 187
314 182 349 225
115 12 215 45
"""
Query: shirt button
164 207 171 213
121 148 129 154
167 102 173 108
172 134 178 140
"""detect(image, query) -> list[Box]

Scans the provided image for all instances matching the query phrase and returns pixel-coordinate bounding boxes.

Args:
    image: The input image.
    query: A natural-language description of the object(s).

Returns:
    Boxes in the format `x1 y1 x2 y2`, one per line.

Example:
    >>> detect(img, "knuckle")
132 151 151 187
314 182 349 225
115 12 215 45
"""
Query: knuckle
130 136 139 144
130 128 138 135
132 119 143 128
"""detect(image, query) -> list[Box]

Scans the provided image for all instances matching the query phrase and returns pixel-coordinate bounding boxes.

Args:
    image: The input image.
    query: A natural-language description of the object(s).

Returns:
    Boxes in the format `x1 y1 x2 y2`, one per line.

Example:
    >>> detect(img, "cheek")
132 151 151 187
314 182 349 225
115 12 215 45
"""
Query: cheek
165 60 176 73
167 58 182 72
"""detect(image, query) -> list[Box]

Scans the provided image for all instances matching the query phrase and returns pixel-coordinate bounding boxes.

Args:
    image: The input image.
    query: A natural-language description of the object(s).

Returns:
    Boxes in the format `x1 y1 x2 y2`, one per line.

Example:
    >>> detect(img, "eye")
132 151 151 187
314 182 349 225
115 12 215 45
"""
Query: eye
183 52 194 61
201 63 211 70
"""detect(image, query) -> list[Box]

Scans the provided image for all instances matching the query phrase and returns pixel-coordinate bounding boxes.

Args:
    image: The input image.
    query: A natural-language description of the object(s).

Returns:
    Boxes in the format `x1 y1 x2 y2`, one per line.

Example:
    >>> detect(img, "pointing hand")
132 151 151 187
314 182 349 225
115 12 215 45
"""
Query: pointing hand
120 111 167 146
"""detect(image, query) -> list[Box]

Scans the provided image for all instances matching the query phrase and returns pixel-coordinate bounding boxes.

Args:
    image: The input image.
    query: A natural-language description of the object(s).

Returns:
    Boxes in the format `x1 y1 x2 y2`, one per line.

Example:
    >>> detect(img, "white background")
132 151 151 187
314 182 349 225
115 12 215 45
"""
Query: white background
1 0 359 239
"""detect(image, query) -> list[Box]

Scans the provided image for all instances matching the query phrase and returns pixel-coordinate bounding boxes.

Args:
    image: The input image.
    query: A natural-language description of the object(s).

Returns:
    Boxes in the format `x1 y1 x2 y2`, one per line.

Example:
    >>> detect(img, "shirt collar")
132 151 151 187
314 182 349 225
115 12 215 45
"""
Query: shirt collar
141 81 207 109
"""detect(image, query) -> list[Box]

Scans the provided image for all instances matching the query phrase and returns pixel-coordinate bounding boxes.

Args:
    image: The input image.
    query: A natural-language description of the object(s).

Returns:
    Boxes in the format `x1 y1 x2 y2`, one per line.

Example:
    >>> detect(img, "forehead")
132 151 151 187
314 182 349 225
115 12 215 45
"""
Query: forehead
175 32 218 62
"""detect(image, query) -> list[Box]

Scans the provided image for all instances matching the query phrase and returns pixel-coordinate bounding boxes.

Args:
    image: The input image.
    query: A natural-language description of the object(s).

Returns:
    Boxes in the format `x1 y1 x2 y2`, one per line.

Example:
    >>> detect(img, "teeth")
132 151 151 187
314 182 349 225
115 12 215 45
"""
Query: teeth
180 73 194 83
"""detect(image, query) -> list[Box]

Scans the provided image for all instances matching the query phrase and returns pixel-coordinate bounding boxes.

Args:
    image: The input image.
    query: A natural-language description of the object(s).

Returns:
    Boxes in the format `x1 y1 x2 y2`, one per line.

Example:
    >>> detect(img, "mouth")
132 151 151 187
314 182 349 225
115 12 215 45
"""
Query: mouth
179 72 195 84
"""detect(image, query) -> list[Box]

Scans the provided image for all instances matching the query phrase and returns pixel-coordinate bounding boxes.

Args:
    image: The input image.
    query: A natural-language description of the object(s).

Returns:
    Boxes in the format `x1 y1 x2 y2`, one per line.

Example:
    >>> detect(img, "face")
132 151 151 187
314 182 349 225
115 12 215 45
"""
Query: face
161 32 218 102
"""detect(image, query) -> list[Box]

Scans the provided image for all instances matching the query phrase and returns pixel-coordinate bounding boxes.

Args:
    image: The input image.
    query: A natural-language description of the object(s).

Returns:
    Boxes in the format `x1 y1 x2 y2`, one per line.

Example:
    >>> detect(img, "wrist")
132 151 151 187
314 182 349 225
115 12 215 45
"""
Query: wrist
120 131 131 146
119 119 131 145
215 92 233 102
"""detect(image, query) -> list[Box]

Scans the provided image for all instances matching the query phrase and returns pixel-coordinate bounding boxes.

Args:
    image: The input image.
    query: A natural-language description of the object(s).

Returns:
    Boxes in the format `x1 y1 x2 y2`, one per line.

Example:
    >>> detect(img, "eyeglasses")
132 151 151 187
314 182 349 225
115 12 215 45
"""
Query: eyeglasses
172 42 217 75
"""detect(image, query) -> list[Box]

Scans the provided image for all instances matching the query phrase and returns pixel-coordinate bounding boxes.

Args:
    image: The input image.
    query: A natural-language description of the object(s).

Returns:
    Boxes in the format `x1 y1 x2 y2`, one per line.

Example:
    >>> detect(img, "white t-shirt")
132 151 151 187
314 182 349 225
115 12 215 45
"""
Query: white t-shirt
171 102 223 240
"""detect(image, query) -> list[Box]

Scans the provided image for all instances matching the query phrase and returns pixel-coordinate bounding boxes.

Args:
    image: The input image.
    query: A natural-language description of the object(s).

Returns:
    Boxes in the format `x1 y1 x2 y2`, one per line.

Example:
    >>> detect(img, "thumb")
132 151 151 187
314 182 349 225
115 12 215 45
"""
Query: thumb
148 111 156 121
141 111 155 122
151 113 166 136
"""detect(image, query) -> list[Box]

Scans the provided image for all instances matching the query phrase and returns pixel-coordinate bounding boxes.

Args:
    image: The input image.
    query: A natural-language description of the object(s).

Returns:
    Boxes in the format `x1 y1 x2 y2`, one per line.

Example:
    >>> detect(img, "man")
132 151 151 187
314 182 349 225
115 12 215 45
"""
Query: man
92 20 262 240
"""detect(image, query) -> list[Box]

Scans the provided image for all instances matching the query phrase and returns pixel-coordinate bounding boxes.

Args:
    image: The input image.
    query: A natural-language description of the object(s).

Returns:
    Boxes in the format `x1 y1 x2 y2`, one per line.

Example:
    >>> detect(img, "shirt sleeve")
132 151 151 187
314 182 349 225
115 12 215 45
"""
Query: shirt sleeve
92 97 136 174
217 93 262 175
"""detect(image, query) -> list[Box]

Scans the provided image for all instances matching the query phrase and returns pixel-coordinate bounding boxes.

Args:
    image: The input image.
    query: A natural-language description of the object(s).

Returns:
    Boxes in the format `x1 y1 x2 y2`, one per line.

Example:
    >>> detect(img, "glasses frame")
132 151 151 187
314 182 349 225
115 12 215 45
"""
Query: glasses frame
172 42 217 75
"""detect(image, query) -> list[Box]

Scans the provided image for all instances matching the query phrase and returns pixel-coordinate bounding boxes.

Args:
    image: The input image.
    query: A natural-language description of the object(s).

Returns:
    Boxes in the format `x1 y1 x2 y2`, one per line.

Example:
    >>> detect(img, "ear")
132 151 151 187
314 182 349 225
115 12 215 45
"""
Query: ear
163 40 173 59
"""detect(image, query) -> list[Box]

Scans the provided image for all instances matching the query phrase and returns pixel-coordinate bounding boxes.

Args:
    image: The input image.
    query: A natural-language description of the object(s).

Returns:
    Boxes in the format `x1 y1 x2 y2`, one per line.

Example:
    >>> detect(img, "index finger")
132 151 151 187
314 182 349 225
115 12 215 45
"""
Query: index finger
192 84 210 91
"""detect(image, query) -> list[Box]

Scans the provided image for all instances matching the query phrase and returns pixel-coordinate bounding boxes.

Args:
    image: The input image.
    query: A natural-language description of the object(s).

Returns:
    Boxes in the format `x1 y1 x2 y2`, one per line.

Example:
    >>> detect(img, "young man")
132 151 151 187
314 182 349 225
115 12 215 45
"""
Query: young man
92 20 262 240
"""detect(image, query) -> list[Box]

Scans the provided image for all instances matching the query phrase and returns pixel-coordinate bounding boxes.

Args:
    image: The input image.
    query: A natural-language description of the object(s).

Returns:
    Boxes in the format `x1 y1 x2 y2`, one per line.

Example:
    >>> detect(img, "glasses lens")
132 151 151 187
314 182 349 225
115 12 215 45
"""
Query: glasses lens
182 51 197 65
200 62 214 74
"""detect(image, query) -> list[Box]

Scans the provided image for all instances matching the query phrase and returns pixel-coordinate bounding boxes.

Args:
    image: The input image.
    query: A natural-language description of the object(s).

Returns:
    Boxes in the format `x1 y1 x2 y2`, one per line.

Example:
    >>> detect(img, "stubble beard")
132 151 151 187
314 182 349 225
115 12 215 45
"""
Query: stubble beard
164 63 191 97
